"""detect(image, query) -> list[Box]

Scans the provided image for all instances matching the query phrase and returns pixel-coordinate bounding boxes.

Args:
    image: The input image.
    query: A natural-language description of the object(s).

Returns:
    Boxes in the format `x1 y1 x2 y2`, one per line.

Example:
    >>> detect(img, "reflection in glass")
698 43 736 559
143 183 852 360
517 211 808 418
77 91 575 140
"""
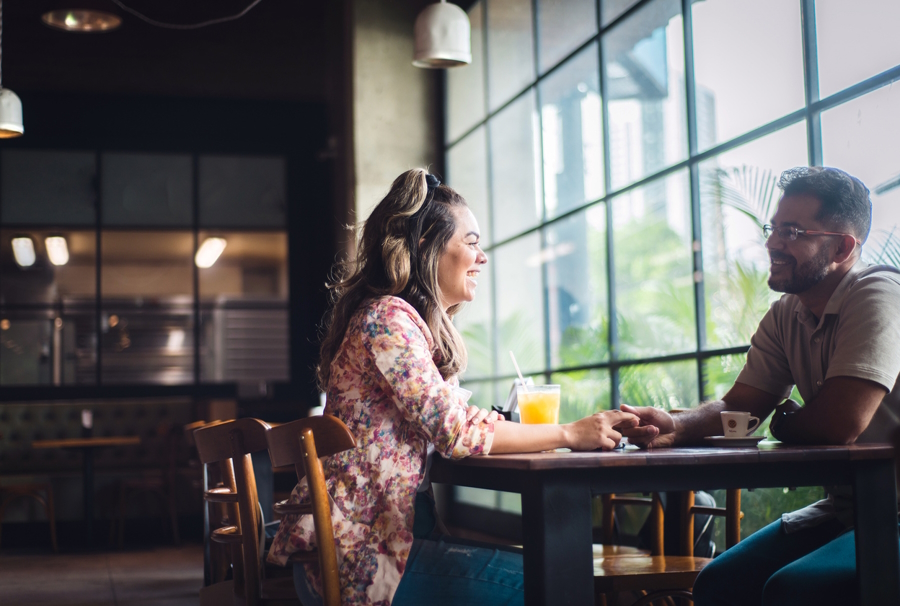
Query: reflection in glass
102 153 192 226
699 123 808 348
703 353 747 400
540 43 604 219
0 308 95 385
489 92 542 242
486 0 535 110
199 156 286 228
455 261 494 380
200 306 289 383
0 150 96 225
536 0 597 74
1 229 97 305
691 0 804 151
447 127 491 247
618 360 698 410
551 369 611 424
446 1 486 143
198 232 288 301
613 170 694 358
816 0 900 98
101 305 194 384
603 0 687 190
822 84 900 270
545 204 608 368
494 233 545 375
101 231 193 298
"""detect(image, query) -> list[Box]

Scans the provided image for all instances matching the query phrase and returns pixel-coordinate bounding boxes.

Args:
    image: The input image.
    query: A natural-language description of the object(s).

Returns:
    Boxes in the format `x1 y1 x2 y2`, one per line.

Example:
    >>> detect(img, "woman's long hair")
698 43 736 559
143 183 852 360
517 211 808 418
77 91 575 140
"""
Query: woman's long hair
317 168 470 389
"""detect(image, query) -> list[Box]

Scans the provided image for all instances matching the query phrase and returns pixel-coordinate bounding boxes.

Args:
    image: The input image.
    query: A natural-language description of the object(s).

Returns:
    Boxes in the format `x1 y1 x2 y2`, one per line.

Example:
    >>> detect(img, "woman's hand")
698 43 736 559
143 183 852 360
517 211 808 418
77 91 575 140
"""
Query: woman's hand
466 405 505 425
563 410 644 451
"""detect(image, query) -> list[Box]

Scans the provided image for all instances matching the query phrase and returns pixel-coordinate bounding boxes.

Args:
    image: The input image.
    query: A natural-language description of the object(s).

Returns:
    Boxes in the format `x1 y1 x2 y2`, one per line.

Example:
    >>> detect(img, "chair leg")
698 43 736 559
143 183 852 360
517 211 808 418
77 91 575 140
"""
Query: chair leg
44 485 59 553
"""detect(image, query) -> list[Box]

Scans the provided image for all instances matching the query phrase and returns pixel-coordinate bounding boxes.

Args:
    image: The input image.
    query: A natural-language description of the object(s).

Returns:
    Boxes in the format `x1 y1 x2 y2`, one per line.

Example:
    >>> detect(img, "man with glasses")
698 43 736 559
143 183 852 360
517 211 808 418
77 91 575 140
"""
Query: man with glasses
622 166 900 605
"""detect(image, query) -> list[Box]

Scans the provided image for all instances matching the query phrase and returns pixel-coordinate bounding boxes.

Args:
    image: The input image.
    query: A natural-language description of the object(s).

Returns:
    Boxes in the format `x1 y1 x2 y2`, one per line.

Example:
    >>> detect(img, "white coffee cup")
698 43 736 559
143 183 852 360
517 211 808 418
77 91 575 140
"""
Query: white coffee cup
721 411 760 438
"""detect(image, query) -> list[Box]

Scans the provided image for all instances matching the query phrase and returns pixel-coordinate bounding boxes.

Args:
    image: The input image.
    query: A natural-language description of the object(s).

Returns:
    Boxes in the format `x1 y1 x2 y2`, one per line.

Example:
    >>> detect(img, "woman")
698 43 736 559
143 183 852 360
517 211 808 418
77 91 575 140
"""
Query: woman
268 169 652 605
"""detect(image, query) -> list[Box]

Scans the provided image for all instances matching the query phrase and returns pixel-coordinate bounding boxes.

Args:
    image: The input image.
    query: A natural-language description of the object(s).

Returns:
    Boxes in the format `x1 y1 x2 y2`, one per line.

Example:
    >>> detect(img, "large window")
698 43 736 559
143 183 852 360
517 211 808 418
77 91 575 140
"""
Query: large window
0 151 288 387
445 0 900 530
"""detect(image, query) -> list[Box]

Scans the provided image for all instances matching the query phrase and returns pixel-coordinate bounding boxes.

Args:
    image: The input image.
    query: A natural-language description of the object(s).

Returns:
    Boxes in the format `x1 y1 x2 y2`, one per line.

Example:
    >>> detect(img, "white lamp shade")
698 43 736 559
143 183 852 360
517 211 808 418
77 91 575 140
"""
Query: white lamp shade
413 2 471 68
45 236 70 266
195 237 227 268
11 237 36 267
0 88 24 138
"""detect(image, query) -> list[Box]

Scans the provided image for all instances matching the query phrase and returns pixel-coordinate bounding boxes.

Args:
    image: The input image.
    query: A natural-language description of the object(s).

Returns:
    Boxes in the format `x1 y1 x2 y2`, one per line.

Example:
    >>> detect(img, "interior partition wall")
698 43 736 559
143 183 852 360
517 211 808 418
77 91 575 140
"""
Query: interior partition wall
443 0 900 531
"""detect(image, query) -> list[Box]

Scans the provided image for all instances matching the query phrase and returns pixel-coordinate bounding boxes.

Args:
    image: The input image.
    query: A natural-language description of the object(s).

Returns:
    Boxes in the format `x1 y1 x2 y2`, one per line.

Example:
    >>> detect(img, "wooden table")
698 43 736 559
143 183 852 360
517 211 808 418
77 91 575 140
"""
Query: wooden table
431 442 899 606
32 436 141 547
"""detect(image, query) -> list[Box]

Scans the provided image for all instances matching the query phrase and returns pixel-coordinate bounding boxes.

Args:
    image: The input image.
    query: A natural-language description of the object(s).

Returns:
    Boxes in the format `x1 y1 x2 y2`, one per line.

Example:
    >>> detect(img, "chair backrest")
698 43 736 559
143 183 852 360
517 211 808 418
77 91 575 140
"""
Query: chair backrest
193 418 271 606
266 415 356 606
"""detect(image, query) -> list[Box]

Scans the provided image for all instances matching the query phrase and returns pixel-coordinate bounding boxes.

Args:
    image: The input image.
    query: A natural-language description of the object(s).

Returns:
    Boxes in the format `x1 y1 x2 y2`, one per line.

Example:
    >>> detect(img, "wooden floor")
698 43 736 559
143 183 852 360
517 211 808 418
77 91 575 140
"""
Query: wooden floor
0 543 203 606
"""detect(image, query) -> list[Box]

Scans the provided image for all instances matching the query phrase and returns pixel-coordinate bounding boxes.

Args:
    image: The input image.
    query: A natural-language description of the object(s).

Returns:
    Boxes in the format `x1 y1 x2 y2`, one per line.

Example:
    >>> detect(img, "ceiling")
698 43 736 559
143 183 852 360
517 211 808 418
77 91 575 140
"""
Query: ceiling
3 0 341 102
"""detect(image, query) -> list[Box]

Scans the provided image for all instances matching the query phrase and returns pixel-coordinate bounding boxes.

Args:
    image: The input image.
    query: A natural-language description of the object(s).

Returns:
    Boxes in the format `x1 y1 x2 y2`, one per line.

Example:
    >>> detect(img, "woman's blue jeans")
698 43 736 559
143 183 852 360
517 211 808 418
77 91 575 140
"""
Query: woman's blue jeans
294 491 523 605
693 517 898 606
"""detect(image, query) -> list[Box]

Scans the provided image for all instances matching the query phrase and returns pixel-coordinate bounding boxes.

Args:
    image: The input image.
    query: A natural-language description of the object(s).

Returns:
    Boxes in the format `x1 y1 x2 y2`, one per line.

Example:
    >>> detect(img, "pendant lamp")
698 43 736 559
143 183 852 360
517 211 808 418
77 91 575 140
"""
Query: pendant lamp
0 0 23 138
413 0 471 69
41 1 122 33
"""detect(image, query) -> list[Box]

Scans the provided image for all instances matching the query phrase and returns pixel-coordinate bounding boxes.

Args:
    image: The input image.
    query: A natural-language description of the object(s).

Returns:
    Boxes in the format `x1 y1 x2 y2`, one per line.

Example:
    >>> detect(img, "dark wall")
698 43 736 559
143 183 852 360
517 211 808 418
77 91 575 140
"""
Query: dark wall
0 91 337 408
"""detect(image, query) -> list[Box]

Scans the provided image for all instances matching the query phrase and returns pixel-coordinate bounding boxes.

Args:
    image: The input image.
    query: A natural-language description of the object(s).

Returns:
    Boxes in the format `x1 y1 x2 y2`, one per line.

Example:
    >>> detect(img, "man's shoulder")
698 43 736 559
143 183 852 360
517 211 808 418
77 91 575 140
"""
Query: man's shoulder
845 264 900 301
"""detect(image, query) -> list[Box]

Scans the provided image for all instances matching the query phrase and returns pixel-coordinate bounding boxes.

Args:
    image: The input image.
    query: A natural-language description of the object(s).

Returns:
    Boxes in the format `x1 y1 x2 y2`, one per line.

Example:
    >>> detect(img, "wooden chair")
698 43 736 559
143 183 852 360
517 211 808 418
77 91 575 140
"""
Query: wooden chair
0 479 58 552
593 493 659 559
594 489 743 606
265 415 357 606
193 418 298 606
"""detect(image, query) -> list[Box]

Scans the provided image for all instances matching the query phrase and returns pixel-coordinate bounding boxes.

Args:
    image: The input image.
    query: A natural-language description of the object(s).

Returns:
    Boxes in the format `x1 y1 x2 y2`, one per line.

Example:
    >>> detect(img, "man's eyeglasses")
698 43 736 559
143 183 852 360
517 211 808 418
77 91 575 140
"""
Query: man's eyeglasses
762 224 861 245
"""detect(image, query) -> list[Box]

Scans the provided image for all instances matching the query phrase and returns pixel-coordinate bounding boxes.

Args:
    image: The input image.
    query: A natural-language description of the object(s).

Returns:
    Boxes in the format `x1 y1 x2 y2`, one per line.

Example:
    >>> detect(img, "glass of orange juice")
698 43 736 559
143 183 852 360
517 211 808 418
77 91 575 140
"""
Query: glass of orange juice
517 385 561 425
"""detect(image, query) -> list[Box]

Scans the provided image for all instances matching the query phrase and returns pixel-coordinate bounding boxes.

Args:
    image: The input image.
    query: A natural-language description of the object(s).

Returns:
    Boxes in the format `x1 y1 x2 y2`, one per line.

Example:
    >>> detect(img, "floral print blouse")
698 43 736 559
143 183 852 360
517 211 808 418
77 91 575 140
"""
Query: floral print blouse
267 296 495 605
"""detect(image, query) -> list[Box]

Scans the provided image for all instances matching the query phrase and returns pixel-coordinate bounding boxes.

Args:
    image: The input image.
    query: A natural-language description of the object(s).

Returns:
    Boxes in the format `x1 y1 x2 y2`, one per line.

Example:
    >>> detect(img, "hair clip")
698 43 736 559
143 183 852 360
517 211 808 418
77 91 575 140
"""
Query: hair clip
425 174 441 190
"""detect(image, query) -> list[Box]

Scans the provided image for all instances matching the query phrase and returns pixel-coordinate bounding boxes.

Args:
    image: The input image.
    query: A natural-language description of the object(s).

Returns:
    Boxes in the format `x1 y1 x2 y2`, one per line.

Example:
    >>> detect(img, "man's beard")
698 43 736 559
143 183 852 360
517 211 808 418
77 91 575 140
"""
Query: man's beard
768 245 831 294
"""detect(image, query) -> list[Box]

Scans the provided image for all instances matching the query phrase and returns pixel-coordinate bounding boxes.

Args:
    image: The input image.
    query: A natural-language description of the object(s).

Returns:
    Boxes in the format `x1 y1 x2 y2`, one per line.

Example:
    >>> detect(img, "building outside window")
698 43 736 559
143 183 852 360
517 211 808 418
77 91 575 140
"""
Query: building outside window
444 0 900 545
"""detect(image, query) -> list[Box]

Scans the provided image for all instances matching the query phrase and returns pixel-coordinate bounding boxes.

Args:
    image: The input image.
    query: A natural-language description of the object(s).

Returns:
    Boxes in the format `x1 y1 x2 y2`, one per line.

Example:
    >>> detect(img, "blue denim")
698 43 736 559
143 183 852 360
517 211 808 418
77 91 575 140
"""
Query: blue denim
693 518 897 606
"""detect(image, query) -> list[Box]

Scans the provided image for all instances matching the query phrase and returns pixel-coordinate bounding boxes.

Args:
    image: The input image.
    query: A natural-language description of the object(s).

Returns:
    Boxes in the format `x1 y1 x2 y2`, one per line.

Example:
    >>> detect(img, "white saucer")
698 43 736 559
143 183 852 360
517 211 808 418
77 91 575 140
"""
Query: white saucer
704 435 765 447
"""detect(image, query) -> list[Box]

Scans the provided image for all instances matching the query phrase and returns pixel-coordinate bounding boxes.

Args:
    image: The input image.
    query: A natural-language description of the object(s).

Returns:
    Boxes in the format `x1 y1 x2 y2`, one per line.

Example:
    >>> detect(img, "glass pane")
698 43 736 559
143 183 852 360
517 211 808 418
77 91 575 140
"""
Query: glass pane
498 491 521 513
455 487 498 508
540 42 605 218
699 123 808 348
816 0 900 98
536 0 597 74
1 229 96 305
446 1 486 143
822 84 900 270
0 150 96 225
0 308 96 386
486 0 536 110
489 92 542 242
102 153 192 226
545 204 608 368
702 353 747 401
551 369 611 424
602 0 641 27
200 306 289 384
101 231 193 298
613 170 695 358
458 379 496 410
455 261 494 380
198 231 288 301
691 0 804 151
603 0 688 190
199 156 286 228
100 305 194 384
447 127 492 248
494 233 545 375
618 360 698 410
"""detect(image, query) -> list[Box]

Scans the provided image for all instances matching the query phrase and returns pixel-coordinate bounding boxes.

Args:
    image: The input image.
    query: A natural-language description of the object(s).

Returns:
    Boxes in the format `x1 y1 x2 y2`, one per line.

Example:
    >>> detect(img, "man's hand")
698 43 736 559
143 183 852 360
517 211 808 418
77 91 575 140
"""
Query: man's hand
619 404 676 448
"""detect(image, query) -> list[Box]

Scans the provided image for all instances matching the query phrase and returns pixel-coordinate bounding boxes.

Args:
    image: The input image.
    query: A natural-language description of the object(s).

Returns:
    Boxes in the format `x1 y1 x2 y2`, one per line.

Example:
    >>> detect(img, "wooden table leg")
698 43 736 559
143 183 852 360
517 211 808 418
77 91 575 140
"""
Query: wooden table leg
521 473 593 606
853 458 899 604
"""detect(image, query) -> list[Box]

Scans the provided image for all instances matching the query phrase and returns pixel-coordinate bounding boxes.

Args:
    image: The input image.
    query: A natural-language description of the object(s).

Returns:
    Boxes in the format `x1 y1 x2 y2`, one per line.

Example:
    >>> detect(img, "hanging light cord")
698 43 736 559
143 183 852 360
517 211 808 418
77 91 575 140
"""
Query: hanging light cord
0 0 4 89
109 0 265 30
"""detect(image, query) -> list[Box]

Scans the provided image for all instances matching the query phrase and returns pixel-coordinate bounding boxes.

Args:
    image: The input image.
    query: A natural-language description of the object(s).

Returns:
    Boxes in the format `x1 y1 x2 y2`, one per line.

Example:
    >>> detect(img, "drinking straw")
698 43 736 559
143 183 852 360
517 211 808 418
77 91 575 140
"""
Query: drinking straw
509 351 529 392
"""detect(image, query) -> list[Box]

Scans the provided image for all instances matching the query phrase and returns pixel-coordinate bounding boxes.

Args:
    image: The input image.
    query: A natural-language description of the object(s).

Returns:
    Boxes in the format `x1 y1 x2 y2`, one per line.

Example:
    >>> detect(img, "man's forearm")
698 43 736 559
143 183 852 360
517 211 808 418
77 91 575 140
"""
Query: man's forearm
672 400 728 445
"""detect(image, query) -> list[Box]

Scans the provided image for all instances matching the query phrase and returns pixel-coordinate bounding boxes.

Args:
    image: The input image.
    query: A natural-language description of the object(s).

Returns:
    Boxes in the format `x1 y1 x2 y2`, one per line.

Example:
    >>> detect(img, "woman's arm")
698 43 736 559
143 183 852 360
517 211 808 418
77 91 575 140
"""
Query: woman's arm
488 410 649 453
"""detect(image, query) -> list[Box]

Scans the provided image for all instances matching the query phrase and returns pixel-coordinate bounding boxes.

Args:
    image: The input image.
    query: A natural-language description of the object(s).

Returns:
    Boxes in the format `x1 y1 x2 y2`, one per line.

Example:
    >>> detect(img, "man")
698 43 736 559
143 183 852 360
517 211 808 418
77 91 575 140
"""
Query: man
622 166 900 606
